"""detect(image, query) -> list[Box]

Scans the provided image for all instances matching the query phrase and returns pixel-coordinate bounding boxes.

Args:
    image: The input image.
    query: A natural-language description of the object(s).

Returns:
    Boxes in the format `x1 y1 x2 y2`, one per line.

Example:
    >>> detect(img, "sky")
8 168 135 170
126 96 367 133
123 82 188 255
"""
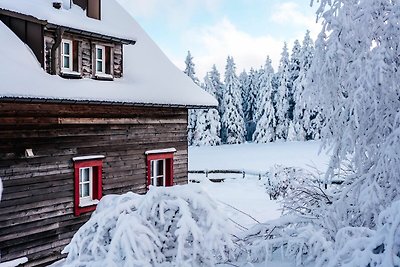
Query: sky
116 0 322 80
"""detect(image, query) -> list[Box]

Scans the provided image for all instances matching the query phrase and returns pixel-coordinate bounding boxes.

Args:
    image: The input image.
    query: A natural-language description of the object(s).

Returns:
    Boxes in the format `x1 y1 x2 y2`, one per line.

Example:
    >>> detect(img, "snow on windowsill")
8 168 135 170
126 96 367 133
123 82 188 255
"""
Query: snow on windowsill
95 73 114 80
0 257 28 267
79 199 99 207
72 155 105 161
60 70 82 78
145 148 177 155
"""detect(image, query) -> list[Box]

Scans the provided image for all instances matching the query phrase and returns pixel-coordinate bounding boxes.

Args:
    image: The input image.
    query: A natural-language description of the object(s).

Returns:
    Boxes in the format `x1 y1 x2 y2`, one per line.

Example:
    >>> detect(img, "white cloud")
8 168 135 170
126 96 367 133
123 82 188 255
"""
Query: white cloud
270 1 321 40
174 18 285 80
116 0 222 26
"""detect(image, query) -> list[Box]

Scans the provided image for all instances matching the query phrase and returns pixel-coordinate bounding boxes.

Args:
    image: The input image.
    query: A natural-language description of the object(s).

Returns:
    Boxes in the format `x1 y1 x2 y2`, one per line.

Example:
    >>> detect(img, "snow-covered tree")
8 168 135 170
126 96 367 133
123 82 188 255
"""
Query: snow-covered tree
209 64 224 108
292 30 315 141
288 40 301 123
275 43 291 140
239 69 248 107
253 56 276 143
221 56 246 144
308 0 400 226
183 51 200 146
192 74 221 146
243 68 259 140
183 51 200 85
244 1 400 266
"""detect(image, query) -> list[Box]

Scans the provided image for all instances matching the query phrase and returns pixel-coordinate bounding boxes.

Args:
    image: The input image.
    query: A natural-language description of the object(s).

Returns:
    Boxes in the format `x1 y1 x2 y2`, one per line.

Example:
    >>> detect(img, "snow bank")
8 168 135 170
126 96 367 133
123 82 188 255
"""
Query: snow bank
62 185 236 267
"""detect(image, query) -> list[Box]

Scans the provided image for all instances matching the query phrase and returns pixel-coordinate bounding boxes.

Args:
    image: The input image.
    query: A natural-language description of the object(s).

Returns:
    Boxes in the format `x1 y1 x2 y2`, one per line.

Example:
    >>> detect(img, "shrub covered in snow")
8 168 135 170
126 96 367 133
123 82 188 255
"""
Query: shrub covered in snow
62 185 236 267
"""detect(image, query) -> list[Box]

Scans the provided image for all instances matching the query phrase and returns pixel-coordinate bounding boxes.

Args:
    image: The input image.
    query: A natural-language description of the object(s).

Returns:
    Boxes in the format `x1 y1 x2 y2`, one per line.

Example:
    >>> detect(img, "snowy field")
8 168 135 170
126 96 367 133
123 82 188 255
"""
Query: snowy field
188 141 330 266
189 140 330 173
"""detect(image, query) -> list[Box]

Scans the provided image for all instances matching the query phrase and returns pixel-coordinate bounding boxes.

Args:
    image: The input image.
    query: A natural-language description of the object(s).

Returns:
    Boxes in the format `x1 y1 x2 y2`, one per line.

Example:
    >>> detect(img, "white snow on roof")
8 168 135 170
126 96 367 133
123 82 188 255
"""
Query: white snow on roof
0 0 135 41
0 1 217 107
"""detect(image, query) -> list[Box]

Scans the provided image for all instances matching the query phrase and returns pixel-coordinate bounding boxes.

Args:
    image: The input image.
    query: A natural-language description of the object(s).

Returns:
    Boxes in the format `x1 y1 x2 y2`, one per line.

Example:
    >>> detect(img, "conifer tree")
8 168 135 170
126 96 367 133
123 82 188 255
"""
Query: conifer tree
288 40 301 121
275 43 291 140
253 56 276 143
221 56 246 144
192 74 221 146
183 51 199 145
243 68 259 140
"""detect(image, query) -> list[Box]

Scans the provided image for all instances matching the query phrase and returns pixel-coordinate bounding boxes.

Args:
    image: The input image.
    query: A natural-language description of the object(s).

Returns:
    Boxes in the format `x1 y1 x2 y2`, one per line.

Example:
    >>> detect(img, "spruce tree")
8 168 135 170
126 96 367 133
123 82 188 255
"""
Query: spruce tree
192 74 222 146
221 56 246 144
253 56 276 143
243 68 259 140
183 51 200 145
275 43 291 140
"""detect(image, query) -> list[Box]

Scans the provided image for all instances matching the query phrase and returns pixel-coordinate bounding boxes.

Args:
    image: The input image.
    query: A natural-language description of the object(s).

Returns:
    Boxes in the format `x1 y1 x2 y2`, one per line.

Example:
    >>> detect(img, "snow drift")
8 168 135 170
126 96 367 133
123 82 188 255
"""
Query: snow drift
62 185 236 267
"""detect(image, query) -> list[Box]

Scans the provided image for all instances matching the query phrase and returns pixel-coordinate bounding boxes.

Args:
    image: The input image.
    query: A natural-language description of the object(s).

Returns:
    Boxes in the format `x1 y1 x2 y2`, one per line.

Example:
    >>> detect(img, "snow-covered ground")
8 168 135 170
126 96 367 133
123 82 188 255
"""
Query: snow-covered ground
188 141 329 266
189 140 330 173
188 140 330 228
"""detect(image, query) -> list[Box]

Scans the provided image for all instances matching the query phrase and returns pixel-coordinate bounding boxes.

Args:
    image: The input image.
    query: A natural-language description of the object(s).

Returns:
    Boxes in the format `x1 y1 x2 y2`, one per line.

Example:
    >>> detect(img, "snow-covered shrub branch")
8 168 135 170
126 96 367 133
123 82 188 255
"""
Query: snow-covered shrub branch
62 185 236 267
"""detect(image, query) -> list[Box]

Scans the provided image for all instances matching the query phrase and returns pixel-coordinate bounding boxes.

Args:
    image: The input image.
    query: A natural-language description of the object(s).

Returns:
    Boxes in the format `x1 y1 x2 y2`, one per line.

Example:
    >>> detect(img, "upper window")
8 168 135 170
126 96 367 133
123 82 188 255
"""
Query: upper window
145 148 176 188
95 45 112 78
61 39 73 71
61 39 80 75
73 155 104 216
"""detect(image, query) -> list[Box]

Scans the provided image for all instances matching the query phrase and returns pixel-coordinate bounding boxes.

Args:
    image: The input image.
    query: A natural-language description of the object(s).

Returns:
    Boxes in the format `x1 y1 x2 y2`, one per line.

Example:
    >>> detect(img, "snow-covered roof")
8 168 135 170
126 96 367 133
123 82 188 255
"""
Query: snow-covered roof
0 1 217 108
0 0 136 43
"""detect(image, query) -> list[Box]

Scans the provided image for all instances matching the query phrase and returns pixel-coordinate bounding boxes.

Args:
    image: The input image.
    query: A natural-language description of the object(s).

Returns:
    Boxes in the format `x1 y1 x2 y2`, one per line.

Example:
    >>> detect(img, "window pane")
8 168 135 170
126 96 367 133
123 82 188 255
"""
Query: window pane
157 160 164 176
83 168 90 182
97 60 103 72
97 48 103 60
63 56 70 69
81 183 90 197
157 176 163 186
64 42 70 55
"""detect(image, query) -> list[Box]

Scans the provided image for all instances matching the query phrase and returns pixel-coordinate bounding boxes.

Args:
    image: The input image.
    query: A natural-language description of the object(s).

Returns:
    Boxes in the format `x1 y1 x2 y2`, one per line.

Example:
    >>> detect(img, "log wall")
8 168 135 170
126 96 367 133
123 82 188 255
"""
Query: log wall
0 102 189 266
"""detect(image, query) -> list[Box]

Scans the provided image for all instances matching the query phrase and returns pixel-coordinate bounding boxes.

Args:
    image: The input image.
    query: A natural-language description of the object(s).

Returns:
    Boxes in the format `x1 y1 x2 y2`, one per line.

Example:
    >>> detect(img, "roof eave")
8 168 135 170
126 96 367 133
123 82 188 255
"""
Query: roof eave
46 23 136 45
0 97 217 109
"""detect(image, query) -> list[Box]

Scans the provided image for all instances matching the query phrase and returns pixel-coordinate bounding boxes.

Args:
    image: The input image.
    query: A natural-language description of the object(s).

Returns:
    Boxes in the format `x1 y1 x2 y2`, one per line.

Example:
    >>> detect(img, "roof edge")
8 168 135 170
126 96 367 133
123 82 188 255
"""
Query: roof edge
0 96 218 109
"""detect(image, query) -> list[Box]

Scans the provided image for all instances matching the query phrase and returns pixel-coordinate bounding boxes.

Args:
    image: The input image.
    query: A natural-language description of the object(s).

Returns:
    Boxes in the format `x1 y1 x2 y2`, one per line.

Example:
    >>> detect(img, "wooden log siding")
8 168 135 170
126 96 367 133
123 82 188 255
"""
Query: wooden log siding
43 31 123 78
0 102 189 266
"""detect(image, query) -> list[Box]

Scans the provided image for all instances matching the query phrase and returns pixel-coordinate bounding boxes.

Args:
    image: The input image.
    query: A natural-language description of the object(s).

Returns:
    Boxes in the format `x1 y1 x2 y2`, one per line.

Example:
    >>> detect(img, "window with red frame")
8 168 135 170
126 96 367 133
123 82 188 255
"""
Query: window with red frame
146 149 175 188
72 155 104 216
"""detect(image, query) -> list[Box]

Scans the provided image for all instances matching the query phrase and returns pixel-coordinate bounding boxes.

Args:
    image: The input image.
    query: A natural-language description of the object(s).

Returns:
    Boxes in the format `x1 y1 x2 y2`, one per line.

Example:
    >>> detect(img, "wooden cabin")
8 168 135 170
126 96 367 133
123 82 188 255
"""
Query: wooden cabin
0 0 216 266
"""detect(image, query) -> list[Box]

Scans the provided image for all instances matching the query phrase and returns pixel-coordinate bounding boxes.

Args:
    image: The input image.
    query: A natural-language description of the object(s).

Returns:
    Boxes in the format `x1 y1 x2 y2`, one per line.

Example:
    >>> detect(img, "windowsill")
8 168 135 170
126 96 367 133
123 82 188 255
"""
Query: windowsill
79 199 99 207
60 70 82 79
95 73 114 81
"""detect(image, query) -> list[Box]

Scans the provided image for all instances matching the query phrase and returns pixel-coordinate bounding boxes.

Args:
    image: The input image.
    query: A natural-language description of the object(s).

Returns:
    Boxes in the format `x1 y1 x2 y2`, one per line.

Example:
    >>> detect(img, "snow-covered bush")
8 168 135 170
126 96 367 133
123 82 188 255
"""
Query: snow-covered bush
264 165 296 200
62 185 236 267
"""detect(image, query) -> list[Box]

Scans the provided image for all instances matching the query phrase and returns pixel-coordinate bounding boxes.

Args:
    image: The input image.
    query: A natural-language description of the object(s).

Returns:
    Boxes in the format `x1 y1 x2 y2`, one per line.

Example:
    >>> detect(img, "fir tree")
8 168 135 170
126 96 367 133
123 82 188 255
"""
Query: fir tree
293 31 322 141
192 74 221 146
221 56 246 144
293 30 315 141
275 42 291 140
243 68 259 140
288 40 301 123
253 56 276 143
183 51 199 145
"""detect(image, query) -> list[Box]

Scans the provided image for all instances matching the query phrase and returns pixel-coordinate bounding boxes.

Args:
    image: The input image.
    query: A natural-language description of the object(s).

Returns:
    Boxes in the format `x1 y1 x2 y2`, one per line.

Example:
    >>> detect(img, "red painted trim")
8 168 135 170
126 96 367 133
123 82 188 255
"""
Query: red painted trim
73 159 103 216
146 152 174 189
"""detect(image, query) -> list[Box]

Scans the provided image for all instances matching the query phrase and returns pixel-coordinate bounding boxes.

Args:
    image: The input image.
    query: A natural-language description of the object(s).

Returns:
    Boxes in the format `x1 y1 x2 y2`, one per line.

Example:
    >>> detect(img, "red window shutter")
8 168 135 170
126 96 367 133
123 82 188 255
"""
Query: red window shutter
105 46 111 74
73 40 79 72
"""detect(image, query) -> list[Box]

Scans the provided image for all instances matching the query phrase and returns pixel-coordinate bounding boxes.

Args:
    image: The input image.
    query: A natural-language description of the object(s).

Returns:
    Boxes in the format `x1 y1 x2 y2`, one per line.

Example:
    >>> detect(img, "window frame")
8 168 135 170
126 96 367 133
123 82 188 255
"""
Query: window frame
146 152 174 188
61 39 73 72
73 156 104 216
95 44 106 74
